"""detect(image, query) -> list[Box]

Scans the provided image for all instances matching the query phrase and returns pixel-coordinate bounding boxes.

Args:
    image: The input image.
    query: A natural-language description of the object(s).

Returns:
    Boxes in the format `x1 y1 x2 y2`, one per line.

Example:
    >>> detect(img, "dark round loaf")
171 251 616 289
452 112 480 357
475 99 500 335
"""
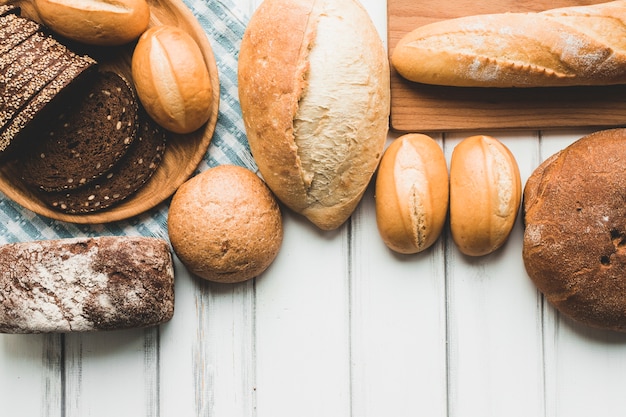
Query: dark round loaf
523 128 626 332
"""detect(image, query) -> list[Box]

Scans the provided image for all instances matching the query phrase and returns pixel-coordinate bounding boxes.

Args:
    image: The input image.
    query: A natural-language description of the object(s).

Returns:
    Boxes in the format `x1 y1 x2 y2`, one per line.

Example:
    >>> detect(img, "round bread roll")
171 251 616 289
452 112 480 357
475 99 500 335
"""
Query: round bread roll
168 165 283 283
523 128 626 332
132 25 213 134
375 134 449 254
35 0 150 46
449 135 521 256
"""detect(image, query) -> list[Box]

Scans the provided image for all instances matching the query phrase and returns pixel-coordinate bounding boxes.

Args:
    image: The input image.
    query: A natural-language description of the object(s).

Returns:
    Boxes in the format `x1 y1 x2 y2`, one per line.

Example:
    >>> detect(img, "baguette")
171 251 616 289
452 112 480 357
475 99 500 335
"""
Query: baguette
449 135 521 256
0 236 174 333
238 0 390 230
392 0 626 87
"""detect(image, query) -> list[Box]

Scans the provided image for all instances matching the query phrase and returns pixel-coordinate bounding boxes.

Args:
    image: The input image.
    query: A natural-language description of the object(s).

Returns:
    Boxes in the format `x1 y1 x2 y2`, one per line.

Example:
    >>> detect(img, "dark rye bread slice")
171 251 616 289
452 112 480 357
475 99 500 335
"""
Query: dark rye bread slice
0 236 175 333
20 71 138 191
40 109 167 213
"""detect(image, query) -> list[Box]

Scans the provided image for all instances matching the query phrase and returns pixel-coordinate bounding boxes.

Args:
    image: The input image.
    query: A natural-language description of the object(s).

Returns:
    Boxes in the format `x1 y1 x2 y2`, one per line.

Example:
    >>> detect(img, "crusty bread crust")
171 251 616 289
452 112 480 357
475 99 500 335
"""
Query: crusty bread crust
392 0 626 87
523 128 626 331
238 0 390 230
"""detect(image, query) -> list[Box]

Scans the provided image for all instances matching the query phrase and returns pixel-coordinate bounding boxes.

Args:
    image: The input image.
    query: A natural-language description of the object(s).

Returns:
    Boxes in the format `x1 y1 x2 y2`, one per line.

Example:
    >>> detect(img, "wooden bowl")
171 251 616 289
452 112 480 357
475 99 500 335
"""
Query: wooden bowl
0 0 220 224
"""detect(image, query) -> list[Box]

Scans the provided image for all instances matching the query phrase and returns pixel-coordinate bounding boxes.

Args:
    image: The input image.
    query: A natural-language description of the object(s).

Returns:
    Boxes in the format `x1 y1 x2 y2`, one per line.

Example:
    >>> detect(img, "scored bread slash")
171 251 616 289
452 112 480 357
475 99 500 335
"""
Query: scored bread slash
39 109 168 214
20 71 138 191
0 236 175 333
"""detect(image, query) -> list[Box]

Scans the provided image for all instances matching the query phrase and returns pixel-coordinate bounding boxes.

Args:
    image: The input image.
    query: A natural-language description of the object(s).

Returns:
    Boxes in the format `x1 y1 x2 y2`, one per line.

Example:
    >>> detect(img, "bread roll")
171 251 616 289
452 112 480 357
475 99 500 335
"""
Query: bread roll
35 0 150 46
392 1 626 87
375 134 448 254
168 165 283 283
523 128 626 332
0 236 174 333
238 0 390 230
132 25 213 134
449 135 521 256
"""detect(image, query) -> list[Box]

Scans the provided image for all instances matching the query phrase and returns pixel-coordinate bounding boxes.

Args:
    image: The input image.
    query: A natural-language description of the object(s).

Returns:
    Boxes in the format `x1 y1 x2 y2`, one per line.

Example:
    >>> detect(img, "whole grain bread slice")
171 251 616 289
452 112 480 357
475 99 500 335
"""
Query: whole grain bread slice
40 108 167 214
20 71 138 191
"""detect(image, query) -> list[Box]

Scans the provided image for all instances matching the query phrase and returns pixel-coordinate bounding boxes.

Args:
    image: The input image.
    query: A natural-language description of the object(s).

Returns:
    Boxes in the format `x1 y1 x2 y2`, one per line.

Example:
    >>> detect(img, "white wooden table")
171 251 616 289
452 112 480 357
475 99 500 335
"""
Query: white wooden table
3 1 626 416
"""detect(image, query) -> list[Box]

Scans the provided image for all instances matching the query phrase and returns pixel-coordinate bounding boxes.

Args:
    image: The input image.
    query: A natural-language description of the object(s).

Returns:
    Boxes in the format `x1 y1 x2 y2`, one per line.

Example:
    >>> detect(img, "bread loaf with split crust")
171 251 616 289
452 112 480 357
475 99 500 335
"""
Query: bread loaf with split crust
392 0 626 87
238 0 390 230
375 134 449 254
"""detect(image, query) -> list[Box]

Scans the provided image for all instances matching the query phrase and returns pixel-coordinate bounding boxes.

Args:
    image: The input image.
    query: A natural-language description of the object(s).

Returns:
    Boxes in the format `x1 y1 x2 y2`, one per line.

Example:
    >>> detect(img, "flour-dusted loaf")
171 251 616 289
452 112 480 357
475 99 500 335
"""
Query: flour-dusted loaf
392 0 626 87
238 0 390 230
0 236 175 333
523 128 626 332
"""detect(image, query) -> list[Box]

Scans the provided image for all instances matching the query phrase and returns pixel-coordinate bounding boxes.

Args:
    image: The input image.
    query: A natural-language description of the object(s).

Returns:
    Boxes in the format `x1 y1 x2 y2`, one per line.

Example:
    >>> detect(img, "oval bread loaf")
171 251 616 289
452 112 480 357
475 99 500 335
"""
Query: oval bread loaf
168 165 283 283
391 1 626 87
375 134 449 254
132 25 213 134
35 0 150 46
238 0 390 230
449 135 521 256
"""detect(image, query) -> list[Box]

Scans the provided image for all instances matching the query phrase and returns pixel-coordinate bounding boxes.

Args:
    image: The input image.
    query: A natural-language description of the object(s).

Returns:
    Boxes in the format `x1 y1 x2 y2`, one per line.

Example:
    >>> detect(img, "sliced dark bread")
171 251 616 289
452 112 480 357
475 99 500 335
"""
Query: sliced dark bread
40 109 168 214
0 34 72 129
0 53 95 154
0 9 97 155
20 71 138 191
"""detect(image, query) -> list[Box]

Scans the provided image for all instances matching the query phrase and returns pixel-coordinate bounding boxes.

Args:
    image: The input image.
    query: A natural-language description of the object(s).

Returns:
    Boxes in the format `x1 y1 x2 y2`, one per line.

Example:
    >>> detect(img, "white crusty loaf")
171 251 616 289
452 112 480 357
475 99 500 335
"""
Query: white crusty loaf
238 0 390 230
392 0 626 87
0 236 174 333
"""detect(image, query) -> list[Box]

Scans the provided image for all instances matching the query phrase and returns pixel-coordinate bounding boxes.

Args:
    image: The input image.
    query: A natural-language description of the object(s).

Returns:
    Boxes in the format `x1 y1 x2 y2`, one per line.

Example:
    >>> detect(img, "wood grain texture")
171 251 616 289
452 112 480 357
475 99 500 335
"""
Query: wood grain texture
0 0 219 224
387 0 626 132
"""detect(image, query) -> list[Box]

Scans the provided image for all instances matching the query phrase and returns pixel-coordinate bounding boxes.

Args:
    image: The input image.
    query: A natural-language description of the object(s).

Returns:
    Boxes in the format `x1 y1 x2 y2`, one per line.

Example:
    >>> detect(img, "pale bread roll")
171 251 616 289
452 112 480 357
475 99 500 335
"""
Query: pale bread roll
392 0 626 87
375 134 449 254
167 165 283 283
449 135 521 256
132 25 213 134
238 0 390 230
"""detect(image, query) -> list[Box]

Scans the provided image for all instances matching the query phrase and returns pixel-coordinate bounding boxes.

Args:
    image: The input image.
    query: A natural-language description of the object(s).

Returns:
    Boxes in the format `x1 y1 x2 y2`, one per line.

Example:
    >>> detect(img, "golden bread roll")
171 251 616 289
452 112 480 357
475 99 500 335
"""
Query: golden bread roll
523 128 626 332
238 0 390 230
167 165 283 283
375 134 448 254
449 135 521 256
392 1 626 87
35 0 150 46
132 25 213 134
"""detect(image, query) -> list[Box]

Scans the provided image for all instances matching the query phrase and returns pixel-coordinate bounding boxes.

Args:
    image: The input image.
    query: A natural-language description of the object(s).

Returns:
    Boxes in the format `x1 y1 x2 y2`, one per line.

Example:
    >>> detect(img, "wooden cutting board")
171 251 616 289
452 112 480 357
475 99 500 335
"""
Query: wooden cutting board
387 0 626 132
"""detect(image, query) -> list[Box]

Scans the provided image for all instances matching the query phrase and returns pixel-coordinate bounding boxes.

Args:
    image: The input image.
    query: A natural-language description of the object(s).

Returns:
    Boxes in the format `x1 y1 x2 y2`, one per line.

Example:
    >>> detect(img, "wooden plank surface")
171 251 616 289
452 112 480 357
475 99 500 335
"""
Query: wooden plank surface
4 1 626 417
387 0 626 132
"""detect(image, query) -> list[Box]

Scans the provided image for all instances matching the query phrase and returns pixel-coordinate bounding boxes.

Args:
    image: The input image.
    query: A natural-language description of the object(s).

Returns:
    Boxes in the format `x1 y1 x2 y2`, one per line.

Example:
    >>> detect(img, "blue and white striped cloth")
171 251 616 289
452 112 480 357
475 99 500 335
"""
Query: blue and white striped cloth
0 0 255 244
